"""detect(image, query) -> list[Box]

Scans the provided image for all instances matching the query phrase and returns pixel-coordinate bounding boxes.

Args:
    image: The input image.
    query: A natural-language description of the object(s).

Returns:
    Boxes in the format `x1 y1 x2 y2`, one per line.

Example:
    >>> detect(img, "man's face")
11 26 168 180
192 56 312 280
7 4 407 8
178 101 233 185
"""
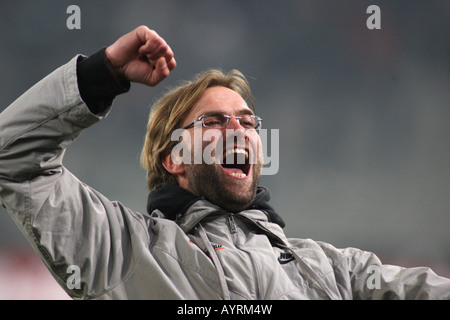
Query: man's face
178 86 263 212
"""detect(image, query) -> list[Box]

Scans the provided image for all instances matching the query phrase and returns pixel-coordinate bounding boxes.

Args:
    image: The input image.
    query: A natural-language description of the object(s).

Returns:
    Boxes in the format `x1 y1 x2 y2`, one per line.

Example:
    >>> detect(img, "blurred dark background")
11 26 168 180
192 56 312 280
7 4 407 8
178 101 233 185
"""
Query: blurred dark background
0 0 449 299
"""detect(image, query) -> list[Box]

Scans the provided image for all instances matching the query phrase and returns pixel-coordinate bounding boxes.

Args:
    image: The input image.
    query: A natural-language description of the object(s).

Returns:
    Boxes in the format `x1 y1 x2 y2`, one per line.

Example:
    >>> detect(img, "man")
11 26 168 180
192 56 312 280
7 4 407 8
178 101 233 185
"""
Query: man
0 26 449 300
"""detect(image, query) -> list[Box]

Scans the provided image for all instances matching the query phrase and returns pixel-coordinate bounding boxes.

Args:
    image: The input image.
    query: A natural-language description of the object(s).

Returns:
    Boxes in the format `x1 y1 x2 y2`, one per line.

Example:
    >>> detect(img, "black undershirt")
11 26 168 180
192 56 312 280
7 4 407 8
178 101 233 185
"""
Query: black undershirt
76 48 130 114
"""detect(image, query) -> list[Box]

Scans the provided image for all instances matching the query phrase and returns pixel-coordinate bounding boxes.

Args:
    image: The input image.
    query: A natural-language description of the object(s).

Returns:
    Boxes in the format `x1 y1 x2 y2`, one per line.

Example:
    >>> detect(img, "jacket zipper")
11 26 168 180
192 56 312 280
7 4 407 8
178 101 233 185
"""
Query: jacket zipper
227 213 237 234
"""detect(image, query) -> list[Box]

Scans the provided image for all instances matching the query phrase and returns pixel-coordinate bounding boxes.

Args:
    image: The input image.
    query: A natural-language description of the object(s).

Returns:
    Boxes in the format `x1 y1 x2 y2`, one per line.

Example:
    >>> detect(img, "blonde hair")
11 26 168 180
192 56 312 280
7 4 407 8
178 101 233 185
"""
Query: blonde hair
140 69 255 190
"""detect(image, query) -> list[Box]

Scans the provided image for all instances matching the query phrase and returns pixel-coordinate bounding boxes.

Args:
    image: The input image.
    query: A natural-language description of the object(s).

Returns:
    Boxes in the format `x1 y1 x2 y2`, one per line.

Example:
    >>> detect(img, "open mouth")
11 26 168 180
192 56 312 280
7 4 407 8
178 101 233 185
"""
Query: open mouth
220 147 251 179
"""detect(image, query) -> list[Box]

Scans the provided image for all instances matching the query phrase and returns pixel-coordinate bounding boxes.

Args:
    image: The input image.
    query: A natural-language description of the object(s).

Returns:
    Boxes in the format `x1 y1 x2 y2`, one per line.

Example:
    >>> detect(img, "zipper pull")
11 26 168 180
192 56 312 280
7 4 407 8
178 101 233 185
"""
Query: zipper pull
228 214 237 234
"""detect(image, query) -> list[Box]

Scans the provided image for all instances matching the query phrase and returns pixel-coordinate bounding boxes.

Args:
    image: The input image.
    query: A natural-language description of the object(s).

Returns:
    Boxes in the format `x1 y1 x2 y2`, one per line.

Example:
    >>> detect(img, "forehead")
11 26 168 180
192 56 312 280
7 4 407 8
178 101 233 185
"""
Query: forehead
182 86 252 125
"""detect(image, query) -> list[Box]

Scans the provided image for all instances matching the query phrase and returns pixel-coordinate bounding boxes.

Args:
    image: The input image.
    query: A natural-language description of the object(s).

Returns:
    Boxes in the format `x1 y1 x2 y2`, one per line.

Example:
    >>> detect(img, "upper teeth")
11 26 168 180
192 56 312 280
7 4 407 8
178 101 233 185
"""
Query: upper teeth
224 148 248 159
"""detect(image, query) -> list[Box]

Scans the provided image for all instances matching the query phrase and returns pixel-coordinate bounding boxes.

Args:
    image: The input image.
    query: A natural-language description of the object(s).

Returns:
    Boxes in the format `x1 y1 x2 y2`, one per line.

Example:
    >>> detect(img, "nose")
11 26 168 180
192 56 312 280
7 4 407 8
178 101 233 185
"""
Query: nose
226 117 246 131
224 117 248 146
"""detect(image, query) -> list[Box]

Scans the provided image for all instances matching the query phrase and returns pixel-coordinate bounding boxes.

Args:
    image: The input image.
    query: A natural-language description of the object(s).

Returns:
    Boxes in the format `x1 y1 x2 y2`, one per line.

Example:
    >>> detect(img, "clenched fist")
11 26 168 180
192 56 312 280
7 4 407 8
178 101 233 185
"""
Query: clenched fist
105 26 177 87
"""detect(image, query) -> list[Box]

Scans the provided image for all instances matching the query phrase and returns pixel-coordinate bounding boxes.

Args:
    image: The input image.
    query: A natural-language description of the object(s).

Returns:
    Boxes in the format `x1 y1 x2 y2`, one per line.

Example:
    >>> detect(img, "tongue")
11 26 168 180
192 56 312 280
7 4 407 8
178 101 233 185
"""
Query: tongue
221 166 244 174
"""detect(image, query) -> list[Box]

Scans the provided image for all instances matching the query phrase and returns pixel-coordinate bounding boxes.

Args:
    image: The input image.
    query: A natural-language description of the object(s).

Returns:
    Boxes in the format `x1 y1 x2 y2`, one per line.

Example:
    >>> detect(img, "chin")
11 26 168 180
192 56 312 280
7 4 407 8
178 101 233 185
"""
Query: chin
214 175 259 212
185 157 261 212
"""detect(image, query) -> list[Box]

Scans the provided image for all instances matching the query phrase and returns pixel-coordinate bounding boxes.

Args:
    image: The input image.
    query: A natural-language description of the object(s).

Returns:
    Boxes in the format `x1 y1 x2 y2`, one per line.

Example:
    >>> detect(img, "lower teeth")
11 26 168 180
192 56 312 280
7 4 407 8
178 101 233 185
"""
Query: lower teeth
230 173 246 178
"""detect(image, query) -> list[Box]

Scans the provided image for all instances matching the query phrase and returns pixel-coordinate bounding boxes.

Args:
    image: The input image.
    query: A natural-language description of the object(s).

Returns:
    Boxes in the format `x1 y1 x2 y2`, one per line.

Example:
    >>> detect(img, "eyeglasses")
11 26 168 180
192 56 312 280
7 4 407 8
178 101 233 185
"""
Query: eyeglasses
182 113 263 130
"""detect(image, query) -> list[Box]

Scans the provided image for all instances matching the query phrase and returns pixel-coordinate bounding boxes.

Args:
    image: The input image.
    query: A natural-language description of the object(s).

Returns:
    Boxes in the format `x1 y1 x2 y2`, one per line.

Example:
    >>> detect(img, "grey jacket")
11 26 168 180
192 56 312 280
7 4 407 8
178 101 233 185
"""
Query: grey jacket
0 56 449 300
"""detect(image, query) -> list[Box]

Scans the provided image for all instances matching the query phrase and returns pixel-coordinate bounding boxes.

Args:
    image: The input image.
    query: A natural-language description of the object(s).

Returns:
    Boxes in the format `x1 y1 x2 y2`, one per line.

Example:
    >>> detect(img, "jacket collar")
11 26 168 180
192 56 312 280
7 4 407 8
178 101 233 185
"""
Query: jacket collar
146 182 285 228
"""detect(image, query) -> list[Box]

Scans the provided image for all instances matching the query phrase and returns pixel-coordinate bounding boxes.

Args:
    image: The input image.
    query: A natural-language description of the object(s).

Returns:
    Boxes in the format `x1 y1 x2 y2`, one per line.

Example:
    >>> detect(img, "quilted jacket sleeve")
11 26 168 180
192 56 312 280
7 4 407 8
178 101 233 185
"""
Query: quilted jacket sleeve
0 56 147 299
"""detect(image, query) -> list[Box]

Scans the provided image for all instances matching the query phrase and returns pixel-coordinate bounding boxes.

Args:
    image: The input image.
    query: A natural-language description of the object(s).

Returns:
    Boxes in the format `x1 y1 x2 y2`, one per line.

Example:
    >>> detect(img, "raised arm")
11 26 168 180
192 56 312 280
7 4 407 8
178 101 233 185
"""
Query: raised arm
0 26 175 299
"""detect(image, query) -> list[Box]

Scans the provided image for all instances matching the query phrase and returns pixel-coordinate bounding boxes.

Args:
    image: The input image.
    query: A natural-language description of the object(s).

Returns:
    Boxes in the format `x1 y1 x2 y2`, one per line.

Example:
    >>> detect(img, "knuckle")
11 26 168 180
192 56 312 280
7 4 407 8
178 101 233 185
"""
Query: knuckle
137 25 150 32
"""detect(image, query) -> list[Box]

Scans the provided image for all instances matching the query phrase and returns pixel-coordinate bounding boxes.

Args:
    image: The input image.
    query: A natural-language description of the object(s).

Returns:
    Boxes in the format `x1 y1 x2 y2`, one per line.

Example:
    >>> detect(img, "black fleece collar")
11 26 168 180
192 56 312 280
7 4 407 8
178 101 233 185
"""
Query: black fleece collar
146 182 285 228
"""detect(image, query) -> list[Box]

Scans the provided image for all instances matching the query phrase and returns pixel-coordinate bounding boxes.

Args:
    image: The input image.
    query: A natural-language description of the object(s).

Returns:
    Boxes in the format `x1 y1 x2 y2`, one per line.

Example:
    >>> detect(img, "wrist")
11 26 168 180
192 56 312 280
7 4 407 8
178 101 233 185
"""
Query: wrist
76 48 130 113
104 46 128 82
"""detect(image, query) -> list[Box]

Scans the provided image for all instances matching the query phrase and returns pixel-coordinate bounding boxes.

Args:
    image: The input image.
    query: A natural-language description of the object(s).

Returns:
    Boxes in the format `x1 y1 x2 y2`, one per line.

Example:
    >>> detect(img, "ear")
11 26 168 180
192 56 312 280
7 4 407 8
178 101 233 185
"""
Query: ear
161 150 186 176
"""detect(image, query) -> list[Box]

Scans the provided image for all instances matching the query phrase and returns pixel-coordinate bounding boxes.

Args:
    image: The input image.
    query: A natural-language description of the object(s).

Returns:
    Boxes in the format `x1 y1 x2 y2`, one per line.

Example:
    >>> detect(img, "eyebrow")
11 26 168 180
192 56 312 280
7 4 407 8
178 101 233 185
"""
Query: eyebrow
201 109 255 117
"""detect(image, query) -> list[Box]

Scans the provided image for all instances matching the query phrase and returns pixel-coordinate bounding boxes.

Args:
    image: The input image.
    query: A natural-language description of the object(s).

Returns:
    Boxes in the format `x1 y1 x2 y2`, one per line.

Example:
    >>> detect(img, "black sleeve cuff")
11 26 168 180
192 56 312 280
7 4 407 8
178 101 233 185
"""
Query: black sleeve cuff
76 48 130 114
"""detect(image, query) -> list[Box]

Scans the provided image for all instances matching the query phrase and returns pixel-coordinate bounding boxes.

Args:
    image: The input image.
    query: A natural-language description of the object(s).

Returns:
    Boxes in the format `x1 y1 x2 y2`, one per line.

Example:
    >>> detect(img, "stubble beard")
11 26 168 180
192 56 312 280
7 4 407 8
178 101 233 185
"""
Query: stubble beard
185 162 261 213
